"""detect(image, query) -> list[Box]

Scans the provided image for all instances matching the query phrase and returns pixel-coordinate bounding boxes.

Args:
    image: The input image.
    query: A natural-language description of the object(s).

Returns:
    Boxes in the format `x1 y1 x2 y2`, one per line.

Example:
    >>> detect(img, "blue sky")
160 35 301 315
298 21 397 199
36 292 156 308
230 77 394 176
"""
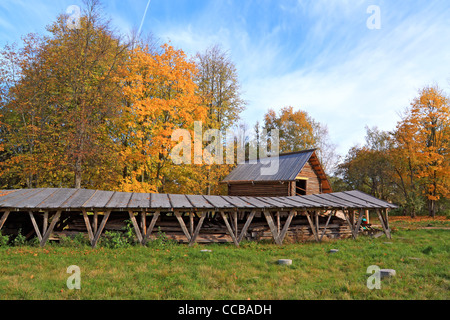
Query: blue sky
1 0 449 157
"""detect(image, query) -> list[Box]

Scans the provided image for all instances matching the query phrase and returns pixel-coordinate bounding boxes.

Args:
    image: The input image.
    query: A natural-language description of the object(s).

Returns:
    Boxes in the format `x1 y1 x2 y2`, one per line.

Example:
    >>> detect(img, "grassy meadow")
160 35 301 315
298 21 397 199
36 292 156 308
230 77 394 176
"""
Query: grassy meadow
0 218 448 300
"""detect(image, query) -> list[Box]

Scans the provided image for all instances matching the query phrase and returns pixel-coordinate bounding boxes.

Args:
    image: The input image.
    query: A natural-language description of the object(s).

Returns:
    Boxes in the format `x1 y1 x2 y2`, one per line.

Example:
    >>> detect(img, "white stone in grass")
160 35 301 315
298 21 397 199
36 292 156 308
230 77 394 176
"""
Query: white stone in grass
277 259 292 265
380 269 396 278
200 249 212 253
329 249 339 253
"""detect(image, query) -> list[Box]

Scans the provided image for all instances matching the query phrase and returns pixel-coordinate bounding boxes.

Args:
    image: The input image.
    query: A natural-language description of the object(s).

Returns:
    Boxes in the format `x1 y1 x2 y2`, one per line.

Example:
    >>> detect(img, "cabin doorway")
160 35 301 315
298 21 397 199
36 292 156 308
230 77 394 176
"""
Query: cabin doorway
295 179 307 196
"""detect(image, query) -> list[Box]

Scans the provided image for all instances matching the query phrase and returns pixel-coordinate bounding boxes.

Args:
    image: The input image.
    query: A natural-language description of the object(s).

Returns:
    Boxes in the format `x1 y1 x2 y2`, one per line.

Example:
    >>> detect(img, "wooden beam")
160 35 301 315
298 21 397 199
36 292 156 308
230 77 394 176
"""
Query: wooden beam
305 211 319 242
263 210 282 245
354 210 365 238
28 211 42 242
91 210 111 248
0 211 10 230
319 210 335 242
40 211 61 247
376 209 392 239
93 211 98 234
237 210 256 243
233 211 238 238
128 210 143 245
189 212 194 237
142 211 160 245
220 211 240 247
174 211 191 242
141 211 147 236
189 212 207 246
278 210 296 244
82 209 94 244
43 212 48 235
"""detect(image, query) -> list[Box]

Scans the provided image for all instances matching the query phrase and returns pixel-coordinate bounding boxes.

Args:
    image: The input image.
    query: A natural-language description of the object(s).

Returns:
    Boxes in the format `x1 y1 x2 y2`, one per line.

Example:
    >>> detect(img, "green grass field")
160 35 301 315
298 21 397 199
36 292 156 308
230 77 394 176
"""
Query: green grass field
0 219 448 300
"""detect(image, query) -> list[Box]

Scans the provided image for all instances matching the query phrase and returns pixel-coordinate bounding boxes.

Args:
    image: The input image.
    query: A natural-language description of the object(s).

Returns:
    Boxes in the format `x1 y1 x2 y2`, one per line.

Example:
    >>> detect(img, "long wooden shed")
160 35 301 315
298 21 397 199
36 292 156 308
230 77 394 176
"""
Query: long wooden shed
221 149 332 197
0 188 395 248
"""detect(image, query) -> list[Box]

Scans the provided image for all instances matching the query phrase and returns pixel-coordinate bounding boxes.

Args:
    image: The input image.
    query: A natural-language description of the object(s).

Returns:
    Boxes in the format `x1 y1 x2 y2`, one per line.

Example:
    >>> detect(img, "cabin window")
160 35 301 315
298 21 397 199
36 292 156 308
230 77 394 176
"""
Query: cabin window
295 179 307 196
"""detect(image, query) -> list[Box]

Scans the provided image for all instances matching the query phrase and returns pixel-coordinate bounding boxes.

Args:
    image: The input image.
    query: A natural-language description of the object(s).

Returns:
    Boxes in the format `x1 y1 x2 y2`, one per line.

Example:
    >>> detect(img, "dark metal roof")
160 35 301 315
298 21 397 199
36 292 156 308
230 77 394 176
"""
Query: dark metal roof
0 188 398 211
222 149 315 182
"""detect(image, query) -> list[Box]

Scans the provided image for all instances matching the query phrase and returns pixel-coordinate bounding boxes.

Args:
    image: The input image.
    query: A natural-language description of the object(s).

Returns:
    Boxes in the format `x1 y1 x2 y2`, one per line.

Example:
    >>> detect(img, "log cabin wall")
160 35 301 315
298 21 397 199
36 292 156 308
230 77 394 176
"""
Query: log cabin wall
228 181 290 197
296 160 322 195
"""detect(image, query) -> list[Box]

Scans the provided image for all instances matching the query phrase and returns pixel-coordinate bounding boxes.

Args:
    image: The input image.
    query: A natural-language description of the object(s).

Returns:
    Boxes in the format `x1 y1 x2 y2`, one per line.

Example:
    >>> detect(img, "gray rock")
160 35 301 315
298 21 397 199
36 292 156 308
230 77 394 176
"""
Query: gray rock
380 269 396 278
329 249 339 253
277 259 292 265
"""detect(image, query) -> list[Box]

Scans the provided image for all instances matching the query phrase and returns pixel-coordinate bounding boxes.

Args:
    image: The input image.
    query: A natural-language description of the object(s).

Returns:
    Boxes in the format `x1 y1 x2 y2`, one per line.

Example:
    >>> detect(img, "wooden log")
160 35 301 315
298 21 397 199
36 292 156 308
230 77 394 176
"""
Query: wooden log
0 211 10 230
142 211 160 245
92 211 111 248
174 211 191 242
28 212 43 242
263 210 281 245
237 210 256 243
189 212 207 246
278 210 295 244
40 211 61 247
319 210 335 242
220 211 240 247
82 209 94 243
128 210 143 245
304 211 319 242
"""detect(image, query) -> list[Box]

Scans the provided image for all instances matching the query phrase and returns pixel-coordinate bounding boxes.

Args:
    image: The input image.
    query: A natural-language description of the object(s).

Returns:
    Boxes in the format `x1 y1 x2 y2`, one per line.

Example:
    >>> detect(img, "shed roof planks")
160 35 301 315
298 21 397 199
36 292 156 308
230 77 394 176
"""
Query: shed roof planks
0 188 397 211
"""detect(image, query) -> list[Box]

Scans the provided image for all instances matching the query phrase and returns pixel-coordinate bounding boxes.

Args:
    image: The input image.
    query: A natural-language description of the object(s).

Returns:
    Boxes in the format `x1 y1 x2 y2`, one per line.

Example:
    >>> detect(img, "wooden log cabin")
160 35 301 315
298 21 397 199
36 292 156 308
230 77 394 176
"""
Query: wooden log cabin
221 149 332 197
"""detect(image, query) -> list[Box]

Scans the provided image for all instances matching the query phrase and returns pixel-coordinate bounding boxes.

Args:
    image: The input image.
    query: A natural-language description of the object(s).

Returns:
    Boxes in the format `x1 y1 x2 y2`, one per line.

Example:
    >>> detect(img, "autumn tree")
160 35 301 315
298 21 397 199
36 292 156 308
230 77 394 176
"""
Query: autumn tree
0 0 129 189
194 45 246 195
394 86 450 217
119 43 206 193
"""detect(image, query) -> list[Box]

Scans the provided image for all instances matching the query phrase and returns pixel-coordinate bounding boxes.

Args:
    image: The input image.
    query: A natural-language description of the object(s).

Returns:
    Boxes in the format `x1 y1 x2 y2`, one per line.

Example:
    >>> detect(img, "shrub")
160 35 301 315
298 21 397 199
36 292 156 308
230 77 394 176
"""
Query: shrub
0 231 9 247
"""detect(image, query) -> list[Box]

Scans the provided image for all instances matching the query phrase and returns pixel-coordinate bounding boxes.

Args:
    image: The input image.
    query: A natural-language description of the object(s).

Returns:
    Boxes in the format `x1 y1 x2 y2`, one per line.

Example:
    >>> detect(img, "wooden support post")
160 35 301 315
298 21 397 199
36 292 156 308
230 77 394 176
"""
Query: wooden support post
0 211 10 230
93 211 98 234
305 211 319 242
315 211 320 236
128 210 143 245
365 209 370 225
142 211 160 245
141 211 147 236
220 211 240 247
82 210 94 244
233 211 238 238
354 209 365 238
319 210 336 242
175 211 191 242
189 212 194 237
28 211 43 242
189 212 207 246
278 210 296 244
376 209 392 239
40 211 61 247
237 210 256 243
91 210 111 248
43 212 48 235
263 210 282 245
276 211 280 235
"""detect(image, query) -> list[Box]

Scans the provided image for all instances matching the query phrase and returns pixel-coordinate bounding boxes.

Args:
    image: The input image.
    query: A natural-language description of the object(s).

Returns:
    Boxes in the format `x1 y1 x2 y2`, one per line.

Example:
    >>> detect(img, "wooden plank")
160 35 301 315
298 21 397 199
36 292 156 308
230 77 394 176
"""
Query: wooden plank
62 189 96 209
189 212 207 246
263 210 282 245
38 188 79 209
189 212 194 236
376 209 391 239
354 210 365 238
28 212 42 242
237 210 256 243
93 211 98 234
278 210 295 244
319 210 335 242
20 188 60 209
220 196 255 209
168 194 192 209
0 211 10 230
142 211 160 245
91 211 111 248
174 211 191 241
239 197 271 208
328 192 377 208
0 189 43 208
256 197 291 208
150 194 171 209
202 195 235 209
105 192 133 209
141 211 147 236
185 195 215 209
128 211 143 244
220 212 240 247
82 190 115 209
128 193 151 209
40 211 61 247
82 209 94 243
345 190 397 209
42 212 48 235
304 211 319 242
